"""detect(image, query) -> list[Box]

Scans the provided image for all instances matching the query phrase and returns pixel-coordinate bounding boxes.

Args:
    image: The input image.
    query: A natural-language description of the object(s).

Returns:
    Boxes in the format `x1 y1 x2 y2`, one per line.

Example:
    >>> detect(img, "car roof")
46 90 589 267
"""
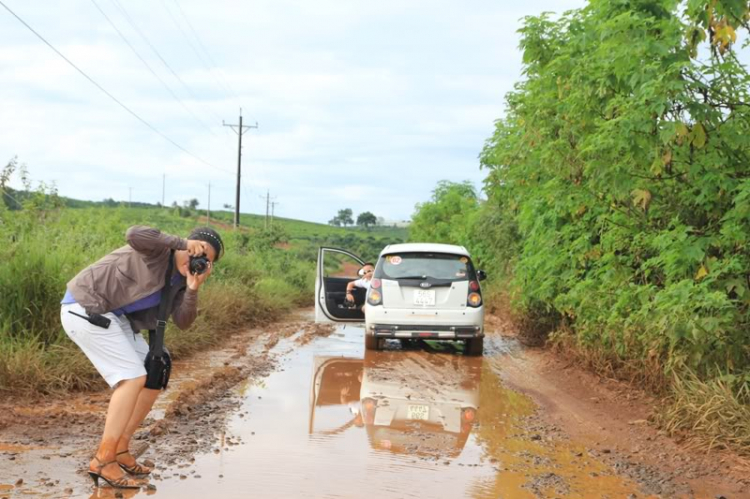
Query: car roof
379 243 471 258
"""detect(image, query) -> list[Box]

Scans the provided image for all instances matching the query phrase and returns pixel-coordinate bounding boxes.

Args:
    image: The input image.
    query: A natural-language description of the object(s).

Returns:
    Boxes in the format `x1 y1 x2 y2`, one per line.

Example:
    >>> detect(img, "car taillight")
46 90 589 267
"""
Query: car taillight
362 398 376 425
467 292 482 307
462 407 476 423
371 278 381 289
367 289 383 306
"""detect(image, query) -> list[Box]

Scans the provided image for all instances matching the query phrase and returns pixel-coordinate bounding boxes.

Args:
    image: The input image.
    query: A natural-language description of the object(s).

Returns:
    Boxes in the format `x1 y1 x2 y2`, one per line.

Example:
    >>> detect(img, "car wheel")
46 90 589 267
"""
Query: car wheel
465 337 483 356
365 334 381 351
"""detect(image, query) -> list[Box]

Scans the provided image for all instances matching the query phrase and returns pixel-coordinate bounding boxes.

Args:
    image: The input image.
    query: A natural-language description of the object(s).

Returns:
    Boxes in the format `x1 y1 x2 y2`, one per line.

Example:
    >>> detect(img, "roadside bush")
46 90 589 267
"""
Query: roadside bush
411 1 750 455
0 190 309 394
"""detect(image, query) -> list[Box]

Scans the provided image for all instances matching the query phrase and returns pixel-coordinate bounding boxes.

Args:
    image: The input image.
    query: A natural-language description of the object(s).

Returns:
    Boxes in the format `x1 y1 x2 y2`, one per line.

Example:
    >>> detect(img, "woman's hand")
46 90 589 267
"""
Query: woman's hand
187 262 212 291
186 239 208 256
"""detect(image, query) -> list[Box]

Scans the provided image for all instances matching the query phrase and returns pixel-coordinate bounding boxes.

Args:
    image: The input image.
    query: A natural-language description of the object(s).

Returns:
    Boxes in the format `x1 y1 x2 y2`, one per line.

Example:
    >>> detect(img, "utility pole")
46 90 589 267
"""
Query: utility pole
162 174 165 206
223 109 258 228
206 182 211 225
128 187 132 207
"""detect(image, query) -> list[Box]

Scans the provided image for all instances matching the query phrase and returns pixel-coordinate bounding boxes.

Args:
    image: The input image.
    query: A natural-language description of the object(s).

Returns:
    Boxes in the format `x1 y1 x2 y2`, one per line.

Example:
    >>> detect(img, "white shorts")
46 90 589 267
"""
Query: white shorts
61 303 149 388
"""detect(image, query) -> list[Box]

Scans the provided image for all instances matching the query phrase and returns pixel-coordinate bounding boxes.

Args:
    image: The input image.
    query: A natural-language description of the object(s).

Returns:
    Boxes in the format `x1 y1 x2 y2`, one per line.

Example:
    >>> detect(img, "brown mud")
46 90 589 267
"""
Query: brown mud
0 310 747 498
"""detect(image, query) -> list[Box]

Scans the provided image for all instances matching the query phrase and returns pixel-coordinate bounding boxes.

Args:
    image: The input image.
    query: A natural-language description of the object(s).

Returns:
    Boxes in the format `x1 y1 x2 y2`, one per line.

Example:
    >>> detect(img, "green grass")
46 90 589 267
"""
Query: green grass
0 195 408 394
206 208 408 242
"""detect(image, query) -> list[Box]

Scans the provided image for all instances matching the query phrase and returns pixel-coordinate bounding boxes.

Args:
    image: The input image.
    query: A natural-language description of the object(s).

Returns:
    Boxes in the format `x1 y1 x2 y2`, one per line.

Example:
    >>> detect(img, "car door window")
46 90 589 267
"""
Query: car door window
324 251 363 279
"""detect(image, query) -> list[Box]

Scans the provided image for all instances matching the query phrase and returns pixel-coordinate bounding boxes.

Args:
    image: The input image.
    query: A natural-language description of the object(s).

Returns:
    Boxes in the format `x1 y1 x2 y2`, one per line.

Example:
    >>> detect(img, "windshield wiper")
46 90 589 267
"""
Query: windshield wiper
395 275 427 280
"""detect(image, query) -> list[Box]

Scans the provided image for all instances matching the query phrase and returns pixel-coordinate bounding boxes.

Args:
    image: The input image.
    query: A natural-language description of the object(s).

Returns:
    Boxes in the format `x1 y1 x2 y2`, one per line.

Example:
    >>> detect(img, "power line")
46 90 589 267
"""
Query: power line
89 0 217 137
171 0 247 117
159 0 233 104
0 0 232 175
108 0 224 124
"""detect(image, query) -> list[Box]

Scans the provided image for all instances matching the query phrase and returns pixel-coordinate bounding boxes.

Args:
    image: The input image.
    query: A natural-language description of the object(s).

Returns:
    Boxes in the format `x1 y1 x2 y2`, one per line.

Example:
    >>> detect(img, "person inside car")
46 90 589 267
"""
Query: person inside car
345 262 375 309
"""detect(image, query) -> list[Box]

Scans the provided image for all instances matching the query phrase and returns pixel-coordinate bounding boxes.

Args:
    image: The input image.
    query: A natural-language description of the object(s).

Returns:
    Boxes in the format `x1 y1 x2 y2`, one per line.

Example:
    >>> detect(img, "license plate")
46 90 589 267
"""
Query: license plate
407 404 429 420
413 289 435 306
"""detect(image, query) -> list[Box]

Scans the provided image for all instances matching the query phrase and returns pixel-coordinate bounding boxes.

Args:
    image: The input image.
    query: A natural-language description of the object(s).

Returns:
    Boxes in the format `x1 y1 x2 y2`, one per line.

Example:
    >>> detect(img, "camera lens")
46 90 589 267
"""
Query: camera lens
189 255 209 275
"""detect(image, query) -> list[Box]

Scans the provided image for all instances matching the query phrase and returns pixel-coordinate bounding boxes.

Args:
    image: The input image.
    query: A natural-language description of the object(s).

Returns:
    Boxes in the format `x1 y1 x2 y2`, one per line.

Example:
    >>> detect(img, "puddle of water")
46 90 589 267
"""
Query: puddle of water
148 326 643 499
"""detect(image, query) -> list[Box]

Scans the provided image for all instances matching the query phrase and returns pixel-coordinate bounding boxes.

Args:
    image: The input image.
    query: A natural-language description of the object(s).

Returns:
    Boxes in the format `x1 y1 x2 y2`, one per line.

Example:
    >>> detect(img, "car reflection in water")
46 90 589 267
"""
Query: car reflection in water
309 348 481 459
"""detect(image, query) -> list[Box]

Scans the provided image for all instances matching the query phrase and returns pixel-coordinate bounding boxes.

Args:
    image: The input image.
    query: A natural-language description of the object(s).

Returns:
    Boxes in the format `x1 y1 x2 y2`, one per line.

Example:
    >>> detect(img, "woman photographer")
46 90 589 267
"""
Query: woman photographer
60 225 223 488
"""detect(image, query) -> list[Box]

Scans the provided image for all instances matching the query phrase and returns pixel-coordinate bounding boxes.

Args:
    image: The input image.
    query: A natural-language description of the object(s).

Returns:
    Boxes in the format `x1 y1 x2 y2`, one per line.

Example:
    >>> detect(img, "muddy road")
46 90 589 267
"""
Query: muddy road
1 311 748 498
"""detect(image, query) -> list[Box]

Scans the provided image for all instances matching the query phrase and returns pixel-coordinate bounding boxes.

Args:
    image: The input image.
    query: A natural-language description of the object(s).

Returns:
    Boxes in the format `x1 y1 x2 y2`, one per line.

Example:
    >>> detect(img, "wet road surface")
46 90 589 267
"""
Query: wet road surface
16 317 741 497
106 323 642 498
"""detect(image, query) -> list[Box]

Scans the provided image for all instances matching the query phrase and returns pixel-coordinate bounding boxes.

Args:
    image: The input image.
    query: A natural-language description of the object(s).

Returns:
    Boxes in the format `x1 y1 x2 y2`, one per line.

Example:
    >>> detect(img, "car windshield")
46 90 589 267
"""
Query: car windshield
377 252 473 281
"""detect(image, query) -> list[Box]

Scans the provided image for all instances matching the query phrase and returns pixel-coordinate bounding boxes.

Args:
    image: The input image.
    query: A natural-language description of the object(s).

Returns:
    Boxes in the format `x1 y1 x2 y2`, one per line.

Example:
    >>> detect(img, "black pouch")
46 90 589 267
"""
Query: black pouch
144 345 172 390
143 250 175 391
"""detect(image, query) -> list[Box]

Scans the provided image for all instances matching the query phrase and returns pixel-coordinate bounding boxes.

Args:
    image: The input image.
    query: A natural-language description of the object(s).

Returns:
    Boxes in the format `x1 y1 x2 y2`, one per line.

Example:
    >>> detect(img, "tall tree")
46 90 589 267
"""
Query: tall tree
356 211 377 229
410 181 479 244
337 208 354 227
478 0 750 382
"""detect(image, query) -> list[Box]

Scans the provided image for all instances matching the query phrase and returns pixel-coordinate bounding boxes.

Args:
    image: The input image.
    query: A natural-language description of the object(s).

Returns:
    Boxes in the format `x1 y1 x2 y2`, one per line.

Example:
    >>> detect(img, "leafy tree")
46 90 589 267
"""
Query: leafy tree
188 198 199 210
329 208 354 227
356 211 377 229
475 0 750 389
338 208 353 227
410 180 479 244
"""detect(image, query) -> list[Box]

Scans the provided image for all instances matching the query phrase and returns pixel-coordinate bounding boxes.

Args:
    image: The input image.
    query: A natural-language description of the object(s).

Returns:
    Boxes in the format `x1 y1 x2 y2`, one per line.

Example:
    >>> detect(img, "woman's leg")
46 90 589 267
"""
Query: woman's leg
115 329 161 470
92 376 146 478
116 387 160 469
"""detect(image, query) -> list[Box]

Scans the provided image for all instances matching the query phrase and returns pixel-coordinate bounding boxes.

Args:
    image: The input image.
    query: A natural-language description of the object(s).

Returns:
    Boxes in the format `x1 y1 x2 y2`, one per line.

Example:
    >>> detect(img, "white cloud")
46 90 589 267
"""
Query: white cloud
0 0 586 222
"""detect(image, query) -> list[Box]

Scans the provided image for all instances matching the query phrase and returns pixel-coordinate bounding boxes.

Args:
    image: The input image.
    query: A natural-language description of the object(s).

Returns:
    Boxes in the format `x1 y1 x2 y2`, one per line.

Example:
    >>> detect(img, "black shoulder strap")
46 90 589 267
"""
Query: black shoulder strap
150 249 175 358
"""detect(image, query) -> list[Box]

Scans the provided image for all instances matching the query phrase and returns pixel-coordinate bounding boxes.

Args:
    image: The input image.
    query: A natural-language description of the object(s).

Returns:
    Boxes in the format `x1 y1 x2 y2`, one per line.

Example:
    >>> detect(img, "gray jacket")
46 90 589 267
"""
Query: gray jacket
66 225 198 331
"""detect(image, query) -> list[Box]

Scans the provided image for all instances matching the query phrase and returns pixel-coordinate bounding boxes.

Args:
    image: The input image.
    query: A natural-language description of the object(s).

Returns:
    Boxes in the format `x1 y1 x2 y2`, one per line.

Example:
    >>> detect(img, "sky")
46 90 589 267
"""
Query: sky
0 0 586 224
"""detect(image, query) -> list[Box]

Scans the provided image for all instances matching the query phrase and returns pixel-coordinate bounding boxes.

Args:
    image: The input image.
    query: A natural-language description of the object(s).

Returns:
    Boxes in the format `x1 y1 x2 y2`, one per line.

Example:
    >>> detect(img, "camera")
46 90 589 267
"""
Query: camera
189 254 210 275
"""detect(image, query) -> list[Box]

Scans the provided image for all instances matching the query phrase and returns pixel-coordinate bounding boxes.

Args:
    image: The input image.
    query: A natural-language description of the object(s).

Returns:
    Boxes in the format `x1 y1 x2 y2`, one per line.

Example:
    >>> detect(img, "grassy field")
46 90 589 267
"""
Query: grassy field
208 209 408 244
0 187 407 394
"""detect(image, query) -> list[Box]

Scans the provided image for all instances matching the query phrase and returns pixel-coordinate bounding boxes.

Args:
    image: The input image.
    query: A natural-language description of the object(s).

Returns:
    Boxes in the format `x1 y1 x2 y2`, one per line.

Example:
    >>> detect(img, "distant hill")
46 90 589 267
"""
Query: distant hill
0 187 409 243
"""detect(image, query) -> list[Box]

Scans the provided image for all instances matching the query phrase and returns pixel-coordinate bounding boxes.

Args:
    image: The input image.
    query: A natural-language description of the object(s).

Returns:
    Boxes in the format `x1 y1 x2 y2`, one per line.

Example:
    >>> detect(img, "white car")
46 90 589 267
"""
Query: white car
315 243 487 355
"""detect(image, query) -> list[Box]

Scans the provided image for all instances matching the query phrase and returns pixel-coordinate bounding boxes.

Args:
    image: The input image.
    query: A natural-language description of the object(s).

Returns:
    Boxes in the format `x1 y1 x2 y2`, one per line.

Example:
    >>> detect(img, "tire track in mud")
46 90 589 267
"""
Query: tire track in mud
146 320 335 471
0 314 334 498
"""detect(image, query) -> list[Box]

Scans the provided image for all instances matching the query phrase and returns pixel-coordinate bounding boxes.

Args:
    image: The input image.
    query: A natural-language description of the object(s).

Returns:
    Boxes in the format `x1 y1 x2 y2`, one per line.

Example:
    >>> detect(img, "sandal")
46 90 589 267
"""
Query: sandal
88 456 142 488
116 450 152 476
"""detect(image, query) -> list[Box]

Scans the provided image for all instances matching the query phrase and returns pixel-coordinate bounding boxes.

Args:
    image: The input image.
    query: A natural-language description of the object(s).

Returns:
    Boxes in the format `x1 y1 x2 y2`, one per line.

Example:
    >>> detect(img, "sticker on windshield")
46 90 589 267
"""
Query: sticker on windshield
459 257 468 264
390 256 402 265
456 271 466 277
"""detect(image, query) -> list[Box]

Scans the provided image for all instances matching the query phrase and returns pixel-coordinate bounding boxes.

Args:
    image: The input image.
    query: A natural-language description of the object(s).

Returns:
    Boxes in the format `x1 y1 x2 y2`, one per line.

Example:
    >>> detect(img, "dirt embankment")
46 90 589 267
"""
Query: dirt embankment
484 313 750 498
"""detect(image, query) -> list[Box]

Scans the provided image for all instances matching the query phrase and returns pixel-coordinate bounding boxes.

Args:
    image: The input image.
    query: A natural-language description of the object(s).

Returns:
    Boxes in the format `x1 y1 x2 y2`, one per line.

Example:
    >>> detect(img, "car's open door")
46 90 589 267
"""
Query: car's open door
308 356 364 434
315 247 366 323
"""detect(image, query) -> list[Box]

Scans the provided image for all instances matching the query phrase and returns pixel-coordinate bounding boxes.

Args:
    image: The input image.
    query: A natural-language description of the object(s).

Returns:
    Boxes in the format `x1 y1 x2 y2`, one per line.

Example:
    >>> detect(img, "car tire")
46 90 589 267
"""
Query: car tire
365 334 381 351
465 337 483 356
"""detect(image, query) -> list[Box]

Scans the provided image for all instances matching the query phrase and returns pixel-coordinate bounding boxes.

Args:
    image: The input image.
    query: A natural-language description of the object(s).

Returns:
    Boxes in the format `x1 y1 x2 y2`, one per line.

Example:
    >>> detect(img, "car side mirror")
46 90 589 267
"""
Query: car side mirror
476 270 488 281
